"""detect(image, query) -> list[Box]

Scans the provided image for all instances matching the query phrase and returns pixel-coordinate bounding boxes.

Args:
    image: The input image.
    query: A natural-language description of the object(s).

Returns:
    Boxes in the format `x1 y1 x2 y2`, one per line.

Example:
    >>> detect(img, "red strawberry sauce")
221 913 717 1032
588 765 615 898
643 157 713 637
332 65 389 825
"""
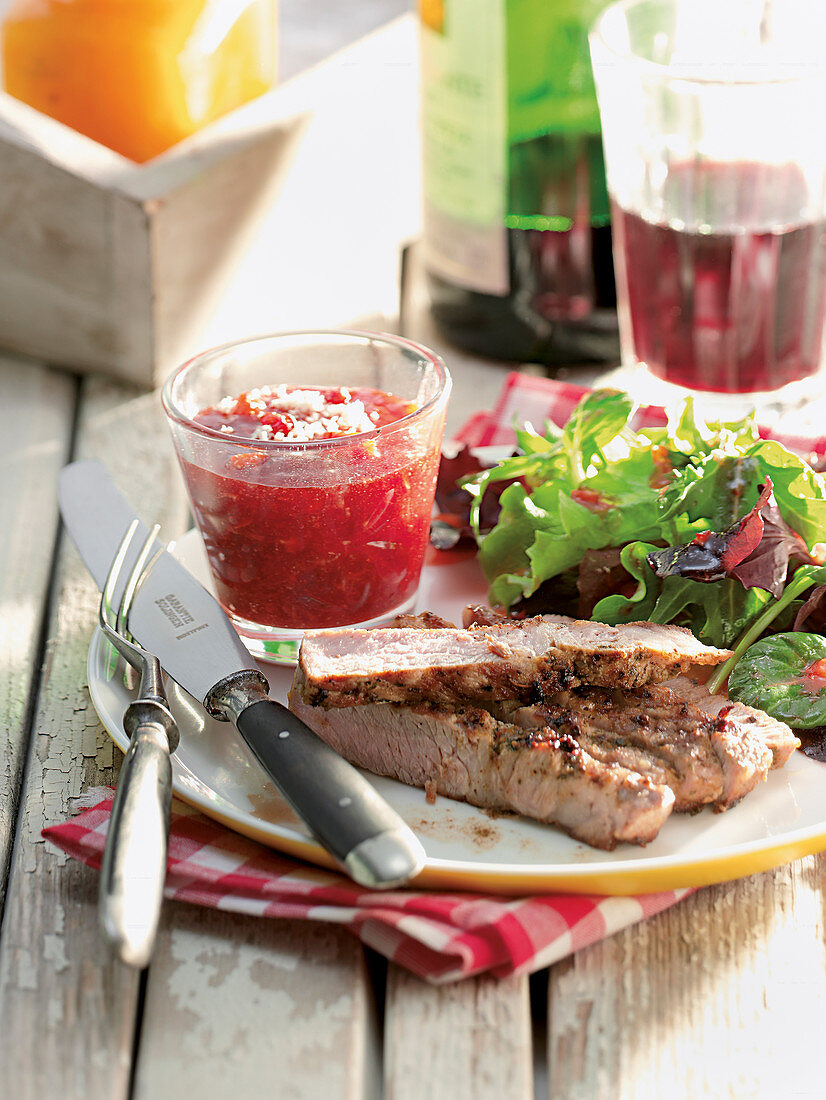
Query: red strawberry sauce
181 385 441 629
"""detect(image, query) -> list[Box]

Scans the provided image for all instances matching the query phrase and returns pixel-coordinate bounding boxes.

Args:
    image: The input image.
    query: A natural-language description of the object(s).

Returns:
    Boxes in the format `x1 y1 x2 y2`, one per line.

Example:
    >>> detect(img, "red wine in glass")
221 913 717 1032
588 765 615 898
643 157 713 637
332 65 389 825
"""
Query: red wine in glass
612 161 826 395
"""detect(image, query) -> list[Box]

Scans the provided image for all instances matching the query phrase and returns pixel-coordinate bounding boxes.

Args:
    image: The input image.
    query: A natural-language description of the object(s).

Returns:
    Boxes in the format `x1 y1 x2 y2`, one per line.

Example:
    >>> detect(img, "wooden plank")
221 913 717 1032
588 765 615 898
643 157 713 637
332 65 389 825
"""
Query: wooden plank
546 859 826 1098
0 356 75 893
134 910 378 1100
0 375 187 1097
384 967 533 1100
0 130 155 382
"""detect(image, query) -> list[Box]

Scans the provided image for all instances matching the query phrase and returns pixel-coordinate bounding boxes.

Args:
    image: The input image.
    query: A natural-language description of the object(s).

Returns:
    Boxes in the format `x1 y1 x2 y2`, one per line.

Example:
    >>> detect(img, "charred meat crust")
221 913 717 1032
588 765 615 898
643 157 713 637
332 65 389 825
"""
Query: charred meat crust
502 678 782 813
662 675 799 769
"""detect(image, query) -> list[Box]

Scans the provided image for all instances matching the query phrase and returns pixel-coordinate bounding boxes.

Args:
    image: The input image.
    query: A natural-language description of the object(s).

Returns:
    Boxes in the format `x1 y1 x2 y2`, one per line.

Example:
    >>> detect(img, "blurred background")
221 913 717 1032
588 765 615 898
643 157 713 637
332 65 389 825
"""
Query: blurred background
279 0 408 80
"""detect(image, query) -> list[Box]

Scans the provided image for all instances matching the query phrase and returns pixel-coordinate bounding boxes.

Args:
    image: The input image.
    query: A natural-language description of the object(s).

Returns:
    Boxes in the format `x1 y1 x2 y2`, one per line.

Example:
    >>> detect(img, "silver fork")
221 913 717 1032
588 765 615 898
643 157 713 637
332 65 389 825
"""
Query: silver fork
98 519 179 969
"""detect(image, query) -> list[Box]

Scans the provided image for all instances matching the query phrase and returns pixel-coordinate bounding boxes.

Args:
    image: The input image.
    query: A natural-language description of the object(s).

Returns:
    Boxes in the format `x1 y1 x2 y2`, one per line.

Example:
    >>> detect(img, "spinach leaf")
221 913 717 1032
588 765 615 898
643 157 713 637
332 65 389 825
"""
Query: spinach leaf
728 633 826 727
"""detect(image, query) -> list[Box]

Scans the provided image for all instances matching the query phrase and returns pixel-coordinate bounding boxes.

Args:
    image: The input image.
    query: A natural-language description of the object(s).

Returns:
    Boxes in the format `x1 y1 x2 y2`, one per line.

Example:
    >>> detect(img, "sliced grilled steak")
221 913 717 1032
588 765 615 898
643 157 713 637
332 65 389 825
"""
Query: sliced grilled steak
462 605 510 629
661 676 799 769
298 617 732 709
501 698 718 812
503 679 775 811
288 669 675 850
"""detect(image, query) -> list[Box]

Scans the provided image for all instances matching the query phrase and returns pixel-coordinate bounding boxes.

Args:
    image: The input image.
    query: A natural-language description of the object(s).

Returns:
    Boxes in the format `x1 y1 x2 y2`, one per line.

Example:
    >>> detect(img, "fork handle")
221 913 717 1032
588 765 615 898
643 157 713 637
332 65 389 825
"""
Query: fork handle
99 716 173 968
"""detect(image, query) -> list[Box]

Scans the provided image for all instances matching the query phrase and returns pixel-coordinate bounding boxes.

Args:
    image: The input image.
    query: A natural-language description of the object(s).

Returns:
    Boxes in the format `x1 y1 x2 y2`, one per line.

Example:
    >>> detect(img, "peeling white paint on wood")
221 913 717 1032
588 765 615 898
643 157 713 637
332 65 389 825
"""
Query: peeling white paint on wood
0 356 74 887
135 910 378 1100
385 968 533 1100
0 374 190 1097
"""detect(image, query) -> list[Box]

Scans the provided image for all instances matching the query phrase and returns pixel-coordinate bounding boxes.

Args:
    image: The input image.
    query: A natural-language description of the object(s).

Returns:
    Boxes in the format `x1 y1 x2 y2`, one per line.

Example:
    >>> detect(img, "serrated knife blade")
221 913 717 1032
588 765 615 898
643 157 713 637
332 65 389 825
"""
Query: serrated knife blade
58 459 426 889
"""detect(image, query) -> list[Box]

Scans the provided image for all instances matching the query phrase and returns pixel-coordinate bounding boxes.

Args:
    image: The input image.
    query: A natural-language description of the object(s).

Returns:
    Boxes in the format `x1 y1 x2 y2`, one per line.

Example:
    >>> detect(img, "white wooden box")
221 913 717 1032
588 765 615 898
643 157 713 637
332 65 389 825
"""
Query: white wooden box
0 83 308 388
0 17 422 389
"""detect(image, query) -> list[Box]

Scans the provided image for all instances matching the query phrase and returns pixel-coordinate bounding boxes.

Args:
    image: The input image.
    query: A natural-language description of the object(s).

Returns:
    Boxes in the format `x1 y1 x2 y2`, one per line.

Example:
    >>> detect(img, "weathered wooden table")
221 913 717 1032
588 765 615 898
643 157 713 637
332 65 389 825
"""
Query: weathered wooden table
2 16 826 1100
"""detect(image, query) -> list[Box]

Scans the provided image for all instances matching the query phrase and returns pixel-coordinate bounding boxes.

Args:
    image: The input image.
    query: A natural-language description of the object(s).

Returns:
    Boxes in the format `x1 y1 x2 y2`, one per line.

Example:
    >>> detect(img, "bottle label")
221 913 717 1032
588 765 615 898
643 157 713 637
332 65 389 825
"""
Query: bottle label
419 0 611 299
419 0 509 295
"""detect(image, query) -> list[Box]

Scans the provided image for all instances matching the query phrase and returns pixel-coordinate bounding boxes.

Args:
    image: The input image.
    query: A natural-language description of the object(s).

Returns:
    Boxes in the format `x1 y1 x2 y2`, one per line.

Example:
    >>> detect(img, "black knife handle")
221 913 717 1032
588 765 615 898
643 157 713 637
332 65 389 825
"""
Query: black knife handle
235 699 425 889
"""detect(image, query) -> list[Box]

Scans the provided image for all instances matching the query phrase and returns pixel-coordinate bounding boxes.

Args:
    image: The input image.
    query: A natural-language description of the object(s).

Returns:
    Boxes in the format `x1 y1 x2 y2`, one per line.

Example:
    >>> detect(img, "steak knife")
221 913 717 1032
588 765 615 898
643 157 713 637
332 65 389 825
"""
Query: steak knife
58 459 426 889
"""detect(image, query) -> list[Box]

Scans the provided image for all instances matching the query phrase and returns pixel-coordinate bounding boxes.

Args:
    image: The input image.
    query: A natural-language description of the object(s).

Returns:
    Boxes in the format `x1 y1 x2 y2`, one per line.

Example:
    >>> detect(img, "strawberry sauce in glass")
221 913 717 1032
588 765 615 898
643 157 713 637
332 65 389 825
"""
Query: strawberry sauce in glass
162 332 451 663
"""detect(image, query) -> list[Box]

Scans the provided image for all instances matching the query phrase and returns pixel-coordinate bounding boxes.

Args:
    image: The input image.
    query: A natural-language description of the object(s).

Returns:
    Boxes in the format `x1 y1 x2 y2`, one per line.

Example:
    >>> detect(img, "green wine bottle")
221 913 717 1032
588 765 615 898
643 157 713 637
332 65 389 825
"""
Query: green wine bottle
419 0 618 366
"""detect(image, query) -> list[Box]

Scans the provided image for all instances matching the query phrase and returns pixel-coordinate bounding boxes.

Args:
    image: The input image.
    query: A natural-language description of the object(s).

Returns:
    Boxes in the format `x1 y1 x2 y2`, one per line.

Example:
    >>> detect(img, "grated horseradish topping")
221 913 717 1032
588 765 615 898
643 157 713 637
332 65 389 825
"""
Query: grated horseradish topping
217 385 377 442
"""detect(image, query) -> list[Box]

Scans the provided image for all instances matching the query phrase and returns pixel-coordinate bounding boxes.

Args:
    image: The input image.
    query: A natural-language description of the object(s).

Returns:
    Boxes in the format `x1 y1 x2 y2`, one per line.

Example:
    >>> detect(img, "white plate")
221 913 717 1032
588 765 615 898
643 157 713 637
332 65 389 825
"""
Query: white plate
87 530 826 894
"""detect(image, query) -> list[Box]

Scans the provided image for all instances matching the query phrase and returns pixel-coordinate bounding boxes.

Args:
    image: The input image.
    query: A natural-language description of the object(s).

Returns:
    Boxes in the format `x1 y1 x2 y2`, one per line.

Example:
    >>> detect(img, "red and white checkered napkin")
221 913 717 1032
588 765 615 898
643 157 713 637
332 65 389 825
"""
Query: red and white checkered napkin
43 792 689 983
455 371 826 455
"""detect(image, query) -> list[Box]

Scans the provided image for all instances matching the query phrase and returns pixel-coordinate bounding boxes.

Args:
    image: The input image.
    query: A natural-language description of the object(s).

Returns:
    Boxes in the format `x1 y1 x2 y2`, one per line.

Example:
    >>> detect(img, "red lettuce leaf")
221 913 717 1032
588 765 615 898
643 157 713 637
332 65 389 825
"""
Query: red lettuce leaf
432 446 516 548
793 584 826 633
647 478 818 598
732 494 820 597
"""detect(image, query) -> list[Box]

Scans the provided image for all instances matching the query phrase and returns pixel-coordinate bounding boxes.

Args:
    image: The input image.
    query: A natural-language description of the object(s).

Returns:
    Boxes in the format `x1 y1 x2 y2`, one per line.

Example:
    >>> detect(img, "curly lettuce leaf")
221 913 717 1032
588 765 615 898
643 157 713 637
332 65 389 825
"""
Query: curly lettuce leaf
470 389 826 650
481 439 664 597
653 576 771 649
591 542 661 624
557 388 637 482
743 438 826 548
592 541 769 647
657 453 763 535
464 389 638 533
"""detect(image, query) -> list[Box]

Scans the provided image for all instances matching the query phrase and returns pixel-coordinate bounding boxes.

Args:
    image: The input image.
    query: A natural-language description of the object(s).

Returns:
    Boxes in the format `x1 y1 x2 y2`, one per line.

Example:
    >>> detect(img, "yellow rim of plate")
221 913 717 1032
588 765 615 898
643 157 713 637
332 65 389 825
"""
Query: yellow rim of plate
165 784 826 896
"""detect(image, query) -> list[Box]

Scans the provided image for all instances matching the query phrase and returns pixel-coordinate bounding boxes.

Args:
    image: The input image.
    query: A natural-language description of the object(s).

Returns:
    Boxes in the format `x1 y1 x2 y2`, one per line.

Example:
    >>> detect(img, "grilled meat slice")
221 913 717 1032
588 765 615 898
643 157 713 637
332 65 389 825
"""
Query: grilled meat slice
661 676 799 769
504 678 776 811
462 605 510 629
502 698 715 812
288 669 675 850
298 617 732 709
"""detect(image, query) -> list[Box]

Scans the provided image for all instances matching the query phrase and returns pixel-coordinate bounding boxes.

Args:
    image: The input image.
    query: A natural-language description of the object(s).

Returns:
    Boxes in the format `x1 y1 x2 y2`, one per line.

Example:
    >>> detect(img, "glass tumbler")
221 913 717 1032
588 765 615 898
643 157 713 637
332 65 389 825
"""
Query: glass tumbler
162 331 451 662
590 0 826 417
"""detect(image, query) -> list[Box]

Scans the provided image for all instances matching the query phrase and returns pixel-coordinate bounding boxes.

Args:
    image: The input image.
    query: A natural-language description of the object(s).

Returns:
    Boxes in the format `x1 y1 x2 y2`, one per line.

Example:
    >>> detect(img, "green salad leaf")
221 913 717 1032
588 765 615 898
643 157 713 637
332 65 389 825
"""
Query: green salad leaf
466 389 826 656
728 633 826 728
744 439 826 548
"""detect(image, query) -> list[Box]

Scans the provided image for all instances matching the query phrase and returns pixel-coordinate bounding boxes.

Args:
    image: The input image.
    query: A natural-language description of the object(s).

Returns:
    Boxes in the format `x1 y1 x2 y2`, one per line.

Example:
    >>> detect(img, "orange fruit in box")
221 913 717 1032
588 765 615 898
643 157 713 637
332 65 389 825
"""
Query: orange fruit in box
1 0 276 163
